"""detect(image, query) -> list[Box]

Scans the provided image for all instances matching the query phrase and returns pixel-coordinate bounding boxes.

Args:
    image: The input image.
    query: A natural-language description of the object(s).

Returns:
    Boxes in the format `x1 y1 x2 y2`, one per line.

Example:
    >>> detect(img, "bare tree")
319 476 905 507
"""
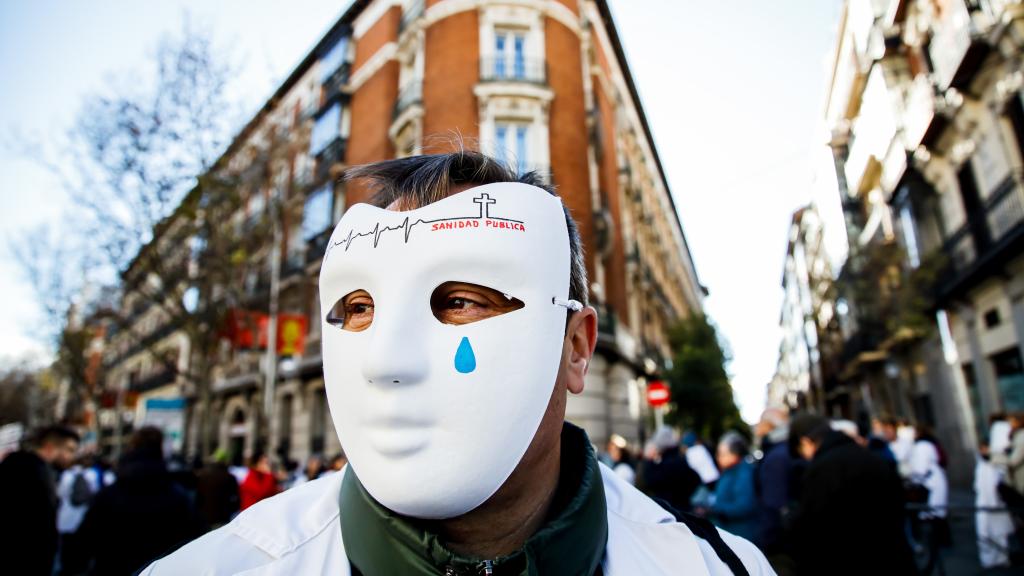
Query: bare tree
11 21 298 457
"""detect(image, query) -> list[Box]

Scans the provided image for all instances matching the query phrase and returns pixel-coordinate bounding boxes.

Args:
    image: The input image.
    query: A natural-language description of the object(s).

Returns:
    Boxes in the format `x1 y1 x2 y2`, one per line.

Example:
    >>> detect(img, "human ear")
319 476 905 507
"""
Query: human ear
564 306 597 395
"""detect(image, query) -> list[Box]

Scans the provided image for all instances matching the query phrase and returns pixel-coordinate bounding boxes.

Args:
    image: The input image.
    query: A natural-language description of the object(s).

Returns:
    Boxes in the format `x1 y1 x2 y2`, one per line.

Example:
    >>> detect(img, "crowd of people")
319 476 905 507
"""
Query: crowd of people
4 410 1024 575
0 425 349 576
601 410 1024 575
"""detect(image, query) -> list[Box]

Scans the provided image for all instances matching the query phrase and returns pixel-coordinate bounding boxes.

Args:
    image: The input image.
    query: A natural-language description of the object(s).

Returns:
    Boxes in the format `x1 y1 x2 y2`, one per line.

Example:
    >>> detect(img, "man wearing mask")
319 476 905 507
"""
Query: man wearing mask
143 152 773 575
0 425 79 575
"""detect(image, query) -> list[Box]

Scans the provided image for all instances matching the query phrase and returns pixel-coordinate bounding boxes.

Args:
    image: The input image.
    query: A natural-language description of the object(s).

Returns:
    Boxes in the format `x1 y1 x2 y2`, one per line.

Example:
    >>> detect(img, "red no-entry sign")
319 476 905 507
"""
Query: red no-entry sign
647 381 670 407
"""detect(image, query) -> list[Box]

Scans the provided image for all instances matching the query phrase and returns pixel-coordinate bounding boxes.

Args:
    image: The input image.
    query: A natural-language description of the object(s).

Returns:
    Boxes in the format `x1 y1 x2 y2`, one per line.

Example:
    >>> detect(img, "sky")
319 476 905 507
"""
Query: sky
0 0 846 423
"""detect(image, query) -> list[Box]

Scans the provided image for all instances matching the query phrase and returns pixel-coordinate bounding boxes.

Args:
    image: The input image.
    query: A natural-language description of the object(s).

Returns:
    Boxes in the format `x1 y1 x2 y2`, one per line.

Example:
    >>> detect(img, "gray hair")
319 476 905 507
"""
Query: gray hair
718 432 749 458
344 151 588 307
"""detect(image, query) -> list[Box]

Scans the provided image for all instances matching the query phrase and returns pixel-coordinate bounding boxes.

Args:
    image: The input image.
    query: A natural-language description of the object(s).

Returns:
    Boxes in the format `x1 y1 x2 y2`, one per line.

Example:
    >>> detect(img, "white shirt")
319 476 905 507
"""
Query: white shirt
612 461 635 485
890 427 915 477
910 440 948 518
143 463 775 575
56 466 101 534
686 443 721 485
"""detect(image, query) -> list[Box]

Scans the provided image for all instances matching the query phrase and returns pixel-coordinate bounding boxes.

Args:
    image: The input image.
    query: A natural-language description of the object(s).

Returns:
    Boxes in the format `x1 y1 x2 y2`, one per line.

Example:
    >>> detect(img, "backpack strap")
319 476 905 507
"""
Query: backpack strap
650 497 750 576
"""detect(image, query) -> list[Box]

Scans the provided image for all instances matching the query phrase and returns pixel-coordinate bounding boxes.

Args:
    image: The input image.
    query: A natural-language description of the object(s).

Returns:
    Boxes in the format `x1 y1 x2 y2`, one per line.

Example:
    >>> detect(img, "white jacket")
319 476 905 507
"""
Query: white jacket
909 440 948 518
143 463 774 575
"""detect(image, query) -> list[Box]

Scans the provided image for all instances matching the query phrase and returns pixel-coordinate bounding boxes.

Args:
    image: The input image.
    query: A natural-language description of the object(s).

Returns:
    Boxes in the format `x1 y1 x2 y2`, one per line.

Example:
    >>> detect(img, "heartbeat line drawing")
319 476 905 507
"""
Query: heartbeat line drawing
325 193 524 258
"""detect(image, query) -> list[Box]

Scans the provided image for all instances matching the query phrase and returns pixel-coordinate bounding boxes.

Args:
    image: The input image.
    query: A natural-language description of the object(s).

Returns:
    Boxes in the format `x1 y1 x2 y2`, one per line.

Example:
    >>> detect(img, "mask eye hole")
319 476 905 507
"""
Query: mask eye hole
327 289 375 332
430 281 524 326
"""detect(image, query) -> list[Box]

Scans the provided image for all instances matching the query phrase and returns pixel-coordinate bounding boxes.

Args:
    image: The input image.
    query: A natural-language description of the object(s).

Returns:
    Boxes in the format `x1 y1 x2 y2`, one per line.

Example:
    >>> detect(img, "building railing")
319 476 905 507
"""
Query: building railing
943 225 976 272
321 63 351 103
393 80 423 120
315 137 347 183
986 175 1024 241
938 175 1024 299
479 57 547 84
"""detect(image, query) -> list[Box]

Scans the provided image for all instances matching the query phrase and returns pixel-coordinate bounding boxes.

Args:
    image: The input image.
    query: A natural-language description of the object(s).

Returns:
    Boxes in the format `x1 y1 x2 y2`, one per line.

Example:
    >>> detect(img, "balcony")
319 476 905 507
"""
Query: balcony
479 57 547 85
902 75 937 150
321 63 351 103
132 367 177 393
393 80 422 120
315 137 347 183
987 175 1024 241
928 1 992 90
596 303 617 346
939 175 1024 300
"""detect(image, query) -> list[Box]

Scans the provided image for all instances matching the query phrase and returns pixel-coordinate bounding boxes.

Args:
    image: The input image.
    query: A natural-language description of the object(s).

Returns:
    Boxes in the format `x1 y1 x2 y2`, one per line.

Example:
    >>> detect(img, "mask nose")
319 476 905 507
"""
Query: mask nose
360 305 429 387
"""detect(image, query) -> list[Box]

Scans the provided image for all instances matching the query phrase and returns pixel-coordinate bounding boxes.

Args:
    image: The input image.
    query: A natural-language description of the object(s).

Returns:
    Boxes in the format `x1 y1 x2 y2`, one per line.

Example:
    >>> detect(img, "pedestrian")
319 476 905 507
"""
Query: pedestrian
239 450 280 510
291 454 324 487
991 412 1024 495
683 431 721 486
0 424 79 576
56 454 102 575
865 418 897 469
876 416 914 477
975 442 1014 568
755 408 793 566
788 414 914 576
755 408 789 457
641 426 703 514
606 434 636 485
988 412 1012 459
710 433 759 543
77 426 202 575
910 425 949 516
194 449 240 530
142 152 773 574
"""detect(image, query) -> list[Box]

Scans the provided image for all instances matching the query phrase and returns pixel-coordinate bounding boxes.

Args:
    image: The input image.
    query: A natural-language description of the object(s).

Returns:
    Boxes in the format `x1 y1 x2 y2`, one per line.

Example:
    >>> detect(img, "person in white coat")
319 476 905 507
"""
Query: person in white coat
909 429 948 520
143 153 773 575
975 446 1014 568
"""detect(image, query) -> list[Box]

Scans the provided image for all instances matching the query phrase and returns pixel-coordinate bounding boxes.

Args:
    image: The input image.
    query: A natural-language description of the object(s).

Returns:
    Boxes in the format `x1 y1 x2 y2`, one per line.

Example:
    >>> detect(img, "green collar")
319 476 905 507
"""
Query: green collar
340 422 608 576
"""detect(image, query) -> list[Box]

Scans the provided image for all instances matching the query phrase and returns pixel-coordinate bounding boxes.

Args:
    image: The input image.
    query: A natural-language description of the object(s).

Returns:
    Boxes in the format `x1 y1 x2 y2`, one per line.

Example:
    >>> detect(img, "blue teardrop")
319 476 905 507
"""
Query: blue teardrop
454 336 476 374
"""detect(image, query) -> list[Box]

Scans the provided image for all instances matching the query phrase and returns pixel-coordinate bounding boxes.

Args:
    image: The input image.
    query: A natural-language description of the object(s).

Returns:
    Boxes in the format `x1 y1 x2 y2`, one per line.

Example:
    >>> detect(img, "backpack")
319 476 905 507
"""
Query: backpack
70 471 94 506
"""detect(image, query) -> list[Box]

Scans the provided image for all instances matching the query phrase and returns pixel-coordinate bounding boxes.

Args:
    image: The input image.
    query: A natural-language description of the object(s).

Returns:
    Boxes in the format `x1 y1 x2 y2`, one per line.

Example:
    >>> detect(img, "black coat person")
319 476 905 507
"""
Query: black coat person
788 415 915 576
77 428 202 575
195 458 240 530
0 426 79 576
641 447 702 513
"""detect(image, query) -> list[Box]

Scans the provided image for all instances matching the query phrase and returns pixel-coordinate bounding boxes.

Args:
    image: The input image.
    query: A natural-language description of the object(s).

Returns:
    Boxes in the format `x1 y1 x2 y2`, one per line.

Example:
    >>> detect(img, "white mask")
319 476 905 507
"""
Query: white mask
319 182 578 519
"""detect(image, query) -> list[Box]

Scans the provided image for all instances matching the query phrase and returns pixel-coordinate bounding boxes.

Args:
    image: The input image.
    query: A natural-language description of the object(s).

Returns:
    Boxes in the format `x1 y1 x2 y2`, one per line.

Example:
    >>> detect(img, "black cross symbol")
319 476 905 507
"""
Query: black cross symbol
473 193 497 219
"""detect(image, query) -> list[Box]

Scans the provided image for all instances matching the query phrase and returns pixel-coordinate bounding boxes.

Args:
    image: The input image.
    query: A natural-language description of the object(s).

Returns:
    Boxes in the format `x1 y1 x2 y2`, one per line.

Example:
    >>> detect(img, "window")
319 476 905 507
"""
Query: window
898 204 921 268
310 103 341 156
319 36 349 84
992 347 1024 412
984 308 1002 329
495 121 529 175
303 184 333 241
495 30 526 79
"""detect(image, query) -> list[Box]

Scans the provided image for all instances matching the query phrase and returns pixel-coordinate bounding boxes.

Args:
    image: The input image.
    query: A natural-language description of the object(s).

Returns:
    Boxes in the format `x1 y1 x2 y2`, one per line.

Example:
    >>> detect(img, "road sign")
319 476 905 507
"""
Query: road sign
647 380 670 407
